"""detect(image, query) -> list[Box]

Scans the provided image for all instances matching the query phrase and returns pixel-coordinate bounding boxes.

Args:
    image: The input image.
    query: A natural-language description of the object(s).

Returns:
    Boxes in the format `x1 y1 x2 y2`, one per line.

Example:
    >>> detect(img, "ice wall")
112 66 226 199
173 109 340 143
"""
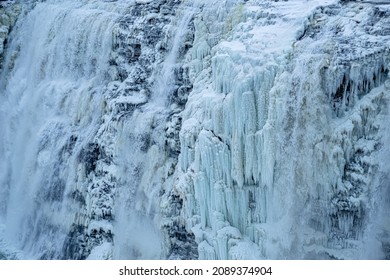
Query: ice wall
171 0 390 259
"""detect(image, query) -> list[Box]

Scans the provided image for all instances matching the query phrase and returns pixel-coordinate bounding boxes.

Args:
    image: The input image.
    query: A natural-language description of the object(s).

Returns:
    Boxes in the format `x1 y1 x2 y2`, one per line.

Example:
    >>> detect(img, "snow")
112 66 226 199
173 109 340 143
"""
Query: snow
87 242 113 260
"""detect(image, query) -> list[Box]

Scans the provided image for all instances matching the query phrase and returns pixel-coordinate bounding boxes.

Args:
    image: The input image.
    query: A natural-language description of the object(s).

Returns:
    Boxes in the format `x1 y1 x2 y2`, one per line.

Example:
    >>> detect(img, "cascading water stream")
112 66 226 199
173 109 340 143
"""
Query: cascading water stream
152 2 200 106
0 0 200 260
0 1 123 259
112 1 199 259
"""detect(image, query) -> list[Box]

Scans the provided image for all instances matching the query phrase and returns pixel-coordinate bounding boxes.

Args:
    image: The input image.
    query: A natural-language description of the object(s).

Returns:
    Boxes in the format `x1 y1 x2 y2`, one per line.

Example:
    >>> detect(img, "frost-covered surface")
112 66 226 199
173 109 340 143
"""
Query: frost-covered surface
0 0 389 260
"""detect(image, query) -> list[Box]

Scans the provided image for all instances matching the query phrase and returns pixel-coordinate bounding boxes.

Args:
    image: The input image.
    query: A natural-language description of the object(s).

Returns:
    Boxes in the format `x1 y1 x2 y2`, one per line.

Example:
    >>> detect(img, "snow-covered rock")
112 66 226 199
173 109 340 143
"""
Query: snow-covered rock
0 2 20 70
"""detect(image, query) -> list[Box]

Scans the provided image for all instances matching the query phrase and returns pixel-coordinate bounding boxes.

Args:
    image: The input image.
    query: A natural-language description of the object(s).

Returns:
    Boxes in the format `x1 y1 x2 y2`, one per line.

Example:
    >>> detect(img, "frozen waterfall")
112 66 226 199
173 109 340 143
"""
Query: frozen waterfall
0 0 390 260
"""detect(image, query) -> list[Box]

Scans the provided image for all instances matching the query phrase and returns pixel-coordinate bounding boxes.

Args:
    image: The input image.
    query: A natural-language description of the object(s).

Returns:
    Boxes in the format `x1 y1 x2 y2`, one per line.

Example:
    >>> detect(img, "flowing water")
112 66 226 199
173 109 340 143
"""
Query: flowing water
0 0 197 259
0 0 124 259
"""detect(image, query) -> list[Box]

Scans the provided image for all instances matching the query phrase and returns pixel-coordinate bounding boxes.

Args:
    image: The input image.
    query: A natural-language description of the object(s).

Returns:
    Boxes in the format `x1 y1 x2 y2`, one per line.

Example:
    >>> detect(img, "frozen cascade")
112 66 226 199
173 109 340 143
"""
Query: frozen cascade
1 0 390 260
174 0 390 259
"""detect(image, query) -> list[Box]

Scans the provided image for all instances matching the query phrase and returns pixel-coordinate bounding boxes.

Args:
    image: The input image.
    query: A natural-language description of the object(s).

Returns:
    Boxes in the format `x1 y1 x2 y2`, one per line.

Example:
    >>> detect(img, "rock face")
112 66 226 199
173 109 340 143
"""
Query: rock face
0 0 389 260
0 1 20 70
